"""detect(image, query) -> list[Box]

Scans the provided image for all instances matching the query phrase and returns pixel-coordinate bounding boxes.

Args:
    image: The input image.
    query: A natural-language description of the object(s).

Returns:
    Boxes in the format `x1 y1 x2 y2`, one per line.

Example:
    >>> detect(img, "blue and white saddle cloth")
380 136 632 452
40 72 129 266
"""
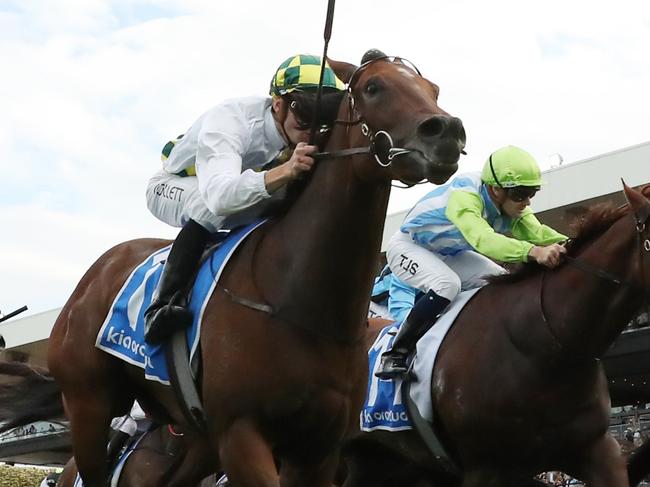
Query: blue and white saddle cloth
361 288 479 432
95 220 266 384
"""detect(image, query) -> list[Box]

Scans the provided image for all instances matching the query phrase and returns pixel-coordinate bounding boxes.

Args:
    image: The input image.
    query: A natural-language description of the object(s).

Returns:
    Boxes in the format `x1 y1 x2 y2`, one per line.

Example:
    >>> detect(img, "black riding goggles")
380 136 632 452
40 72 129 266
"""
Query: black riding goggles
286 90 345 132
507 186 539 202
290 100 328 131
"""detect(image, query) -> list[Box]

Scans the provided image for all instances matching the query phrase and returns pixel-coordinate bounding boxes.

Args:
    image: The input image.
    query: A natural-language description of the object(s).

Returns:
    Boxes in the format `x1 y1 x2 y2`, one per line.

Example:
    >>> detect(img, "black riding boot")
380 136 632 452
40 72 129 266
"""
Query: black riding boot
105 429 130 469
144 219 210 345
375 290 450 380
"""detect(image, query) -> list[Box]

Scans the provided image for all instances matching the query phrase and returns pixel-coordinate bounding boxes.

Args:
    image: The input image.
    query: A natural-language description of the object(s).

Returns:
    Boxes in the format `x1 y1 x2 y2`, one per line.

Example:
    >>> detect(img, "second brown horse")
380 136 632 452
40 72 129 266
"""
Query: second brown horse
343 183 650 487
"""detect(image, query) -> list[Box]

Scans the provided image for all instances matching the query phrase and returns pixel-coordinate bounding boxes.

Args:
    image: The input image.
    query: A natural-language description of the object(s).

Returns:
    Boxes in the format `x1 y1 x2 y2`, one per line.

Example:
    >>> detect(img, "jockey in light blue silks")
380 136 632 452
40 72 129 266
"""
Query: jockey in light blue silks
375 146 568 379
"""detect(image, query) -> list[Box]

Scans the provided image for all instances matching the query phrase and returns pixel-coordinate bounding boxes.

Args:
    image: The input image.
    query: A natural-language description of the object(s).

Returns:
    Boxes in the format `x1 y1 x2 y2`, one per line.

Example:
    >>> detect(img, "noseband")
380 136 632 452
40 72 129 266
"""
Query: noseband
314 56 421 168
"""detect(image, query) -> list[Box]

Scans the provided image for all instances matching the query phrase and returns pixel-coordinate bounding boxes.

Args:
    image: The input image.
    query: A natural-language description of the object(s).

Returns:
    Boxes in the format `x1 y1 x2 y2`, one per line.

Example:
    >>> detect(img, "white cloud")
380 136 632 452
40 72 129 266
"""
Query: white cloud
1 0 649 314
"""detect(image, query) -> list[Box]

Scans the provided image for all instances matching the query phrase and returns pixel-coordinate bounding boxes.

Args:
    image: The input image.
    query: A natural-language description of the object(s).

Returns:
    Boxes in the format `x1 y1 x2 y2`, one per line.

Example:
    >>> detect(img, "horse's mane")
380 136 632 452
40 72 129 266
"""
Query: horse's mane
488 202 630 285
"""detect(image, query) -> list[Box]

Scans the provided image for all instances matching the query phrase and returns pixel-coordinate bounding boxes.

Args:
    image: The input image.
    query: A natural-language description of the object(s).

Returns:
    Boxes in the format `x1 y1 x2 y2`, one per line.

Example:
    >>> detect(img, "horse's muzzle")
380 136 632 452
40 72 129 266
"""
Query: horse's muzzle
417 115 466 150
400 115 466 183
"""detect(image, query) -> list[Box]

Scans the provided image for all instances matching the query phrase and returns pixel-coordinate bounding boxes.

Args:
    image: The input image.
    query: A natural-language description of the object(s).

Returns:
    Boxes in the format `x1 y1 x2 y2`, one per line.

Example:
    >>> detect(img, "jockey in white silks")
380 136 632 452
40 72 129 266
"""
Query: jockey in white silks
143 54 346 345
376 146 568 379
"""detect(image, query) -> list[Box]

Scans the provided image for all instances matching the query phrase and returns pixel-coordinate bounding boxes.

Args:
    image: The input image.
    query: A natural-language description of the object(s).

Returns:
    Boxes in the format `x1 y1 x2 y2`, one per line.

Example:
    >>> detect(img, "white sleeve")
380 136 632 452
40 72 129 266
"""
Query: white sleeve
195 106 271 217
130 401 146 421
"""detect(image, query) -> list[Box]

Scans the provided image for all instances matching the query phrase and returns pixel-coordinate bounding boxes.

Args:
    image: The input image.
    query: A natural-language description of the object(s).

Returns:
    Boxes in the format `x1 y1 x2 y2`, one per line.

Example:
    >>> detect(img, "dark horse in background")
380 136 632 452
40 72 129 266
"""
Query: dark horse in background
0 362 212 487
44 50 465 487
55 428 216 487
342 183 650 487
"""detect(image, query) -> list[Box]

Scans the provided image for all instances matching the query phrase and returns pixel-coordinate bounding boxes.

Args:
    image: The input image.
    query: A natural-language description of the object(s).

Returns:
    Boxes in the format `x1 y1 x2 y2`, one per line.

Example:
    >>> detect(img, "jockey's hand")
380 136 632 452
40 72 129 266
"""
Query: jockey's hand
528 243 567 268
285 142 317 179
264 142 317 194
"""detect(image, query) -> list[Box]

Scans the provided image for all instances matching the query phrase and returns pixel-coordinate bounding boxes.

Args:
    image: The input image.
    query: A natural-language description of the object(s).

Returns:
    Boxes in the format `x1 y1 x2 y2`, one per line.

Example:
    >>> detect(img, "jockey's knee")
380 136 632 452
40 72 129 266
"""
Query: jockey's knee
430 274 461 302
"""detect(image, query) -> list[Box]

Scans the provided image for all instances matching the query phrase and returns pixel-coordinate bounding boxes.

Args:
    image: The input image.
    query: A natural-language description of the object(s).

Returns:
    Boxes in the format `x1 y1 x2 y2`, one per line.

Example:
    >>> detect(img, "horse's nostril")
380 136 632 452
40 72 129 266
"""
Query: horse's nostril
418 116 446 138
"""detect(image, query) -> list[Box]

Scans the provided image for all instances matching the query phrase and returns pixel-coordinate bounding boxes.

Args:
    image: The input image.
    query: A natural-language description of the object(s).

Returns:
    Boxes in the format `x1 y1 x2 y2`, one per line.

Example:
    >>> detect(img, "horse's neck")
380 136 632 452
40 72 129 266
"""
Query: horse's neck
261 133 390 340
543 221 642 359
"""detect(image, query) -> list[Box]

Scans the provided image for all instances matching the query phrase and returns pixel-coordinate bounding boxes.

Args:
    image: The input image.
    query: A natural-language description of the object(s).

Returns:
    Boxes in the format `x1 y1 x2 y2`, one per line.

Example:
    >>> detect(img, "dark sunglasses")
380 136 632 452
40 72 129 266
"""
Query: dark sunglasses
289 100 315 130
507 186 539 202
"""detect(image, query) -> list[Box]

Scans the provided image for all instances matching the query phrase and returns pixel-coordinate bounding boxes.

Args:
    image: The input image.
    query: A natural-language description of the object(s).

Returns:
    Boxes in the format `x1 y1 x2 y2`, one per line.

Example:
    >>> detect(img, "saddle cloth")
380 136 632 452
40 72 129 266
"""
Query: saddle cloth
361 288 480 431
95 220 266 384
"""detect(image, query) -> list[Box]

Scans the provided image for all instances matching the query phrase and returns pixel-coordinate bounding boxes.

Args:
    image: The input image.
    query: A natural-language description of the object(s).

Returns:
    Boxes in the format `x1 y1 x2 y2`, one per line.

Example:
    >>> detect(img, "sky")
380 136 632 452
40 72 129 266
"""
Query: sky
1 0 649 316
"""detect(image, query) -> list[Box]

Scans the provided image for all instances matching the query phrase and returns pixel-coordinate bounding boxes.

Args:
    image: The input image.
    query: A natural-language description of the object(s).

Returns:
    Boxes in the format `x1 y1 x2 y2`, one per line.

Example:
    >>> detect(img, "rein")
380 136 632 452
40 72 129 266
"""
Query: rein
313 55 464 189
313 58 417 169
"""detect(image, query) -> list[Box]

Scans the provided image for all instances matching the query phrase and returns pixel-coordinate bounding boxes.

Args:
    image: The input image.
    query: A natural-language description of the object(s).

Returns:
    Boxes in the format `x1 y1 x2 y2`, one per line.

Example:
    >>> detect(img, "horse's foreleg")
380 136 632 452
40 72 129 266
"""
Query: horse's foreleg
571 434 629 487
218 418 280 487
279 451 340 487
63 391 113 487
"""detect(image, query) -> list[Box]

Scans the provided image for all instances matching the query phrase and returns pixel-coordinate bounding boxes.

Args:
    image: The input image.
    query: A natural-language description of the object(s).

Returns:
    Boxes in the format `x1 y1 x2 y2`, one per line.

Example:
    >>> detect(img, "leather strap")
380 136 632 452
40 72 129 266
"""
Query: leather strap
403 379 461 476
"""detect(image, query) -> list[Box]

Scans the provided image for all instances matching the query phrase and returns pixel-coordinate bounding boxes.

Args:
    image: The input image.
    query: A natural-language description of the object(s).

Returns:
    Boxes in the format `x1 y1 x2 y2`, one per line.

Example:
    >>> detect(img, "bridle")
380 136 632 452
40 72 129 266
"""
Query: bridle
313 56 424 170
540 204 650 350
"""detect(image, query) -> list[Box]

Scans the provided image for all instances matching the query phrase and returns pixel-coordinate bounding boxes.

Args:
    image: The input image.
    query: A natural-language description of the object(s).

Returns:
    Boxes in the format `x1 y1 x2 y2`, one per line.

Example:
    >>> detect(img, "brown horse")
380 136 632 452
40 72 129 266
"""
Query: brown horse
46 50 466 487
55 426 214 487
0 361 214 487
342 183 650 487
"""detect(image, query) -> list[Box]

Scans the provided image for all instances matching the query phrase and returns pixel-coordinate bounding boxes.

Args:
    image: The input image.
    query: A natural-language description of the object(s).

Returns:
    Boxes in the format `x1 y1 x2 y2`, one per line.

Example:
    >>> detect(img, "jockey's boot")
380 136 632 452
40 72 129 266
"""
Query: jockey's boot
144 219 210 345
105 429 130 469
375 290 450 380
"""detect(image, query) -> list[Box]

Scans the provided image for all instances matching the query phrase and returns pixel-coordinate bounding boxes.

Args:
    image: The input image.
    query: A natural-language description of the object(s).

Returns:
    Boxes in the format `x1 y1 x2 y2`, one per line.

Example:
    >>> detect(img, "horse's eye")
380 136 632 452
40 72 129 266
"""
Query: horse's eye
365 82 379 96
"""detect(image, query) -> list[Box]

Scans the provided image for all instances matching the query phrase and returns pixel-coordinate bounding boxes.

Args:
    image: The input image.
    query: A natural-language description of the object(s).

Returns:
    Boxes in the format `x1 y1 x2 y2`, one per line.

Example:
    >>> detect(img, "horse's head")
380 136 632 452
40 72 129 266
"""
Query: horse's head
335 49 466 185
624 181 650 229
622 182 650 286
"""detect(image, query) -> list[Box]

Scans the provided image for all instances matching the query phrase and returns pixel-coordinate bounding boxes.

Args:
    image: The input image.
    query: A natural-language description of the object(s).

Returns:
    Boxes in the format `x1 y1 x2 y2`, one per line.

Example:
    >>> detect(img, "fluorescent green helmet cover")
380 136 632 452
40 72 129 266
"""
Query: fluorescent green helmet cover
481 145 543 188
270 54 346 96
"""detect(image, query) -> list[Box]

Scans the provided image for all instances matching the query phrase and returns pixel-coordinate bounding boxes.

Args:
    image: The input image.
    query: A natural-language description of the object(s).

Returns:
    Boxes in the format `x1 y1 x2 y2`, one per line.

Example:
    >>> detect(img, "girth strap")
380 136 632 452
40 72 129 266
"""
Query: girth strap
164 331 207 433
402 379 461 476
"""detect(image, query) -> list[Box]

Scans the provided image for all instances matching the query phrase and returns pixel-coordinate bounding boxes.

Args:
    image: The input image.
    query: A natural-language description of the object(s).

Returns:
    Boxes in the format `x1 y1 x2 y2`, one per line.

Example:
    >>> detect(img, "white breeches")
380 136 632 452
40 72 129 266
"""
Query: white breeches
146 170 224 232
386 231 506 301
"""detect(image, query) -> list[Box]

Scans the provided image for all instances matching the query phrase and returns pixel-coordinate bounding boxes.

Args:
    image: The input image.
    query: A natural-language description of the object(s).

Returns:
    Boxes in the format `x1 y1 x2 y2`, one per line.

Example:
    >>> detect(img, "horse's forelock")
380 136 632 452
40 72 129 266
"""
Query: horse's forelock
641 184 650 199
361 49 387 65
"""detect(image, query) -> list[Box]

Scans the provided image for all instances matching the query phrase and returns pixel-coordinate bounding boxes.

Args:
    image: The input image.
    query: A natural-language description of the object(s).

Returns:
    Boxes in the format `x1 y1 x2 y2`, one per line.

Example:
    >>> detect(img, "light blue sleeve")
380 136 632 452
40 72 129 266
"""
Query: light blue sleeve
388 276 420 322
371 266 392 307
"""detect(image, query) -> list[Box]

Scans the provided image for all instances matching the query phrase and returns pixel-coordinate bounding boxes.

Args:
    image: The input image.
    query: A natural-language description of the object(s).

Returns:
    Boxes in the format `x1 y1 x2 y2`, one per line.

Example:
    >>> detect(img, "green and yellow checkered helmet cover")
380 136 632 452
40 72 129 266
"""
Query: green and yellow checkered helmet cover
481 145 543 188
270 54 346 96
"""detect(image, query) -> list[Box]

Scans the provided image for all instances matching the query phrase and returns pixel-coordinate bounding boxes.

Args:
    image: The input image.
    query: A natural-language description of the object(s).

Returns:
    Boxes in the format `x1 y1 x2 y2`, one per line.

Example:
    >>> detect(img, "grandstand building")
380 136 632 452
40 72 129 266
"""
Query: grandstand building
2 141 650 465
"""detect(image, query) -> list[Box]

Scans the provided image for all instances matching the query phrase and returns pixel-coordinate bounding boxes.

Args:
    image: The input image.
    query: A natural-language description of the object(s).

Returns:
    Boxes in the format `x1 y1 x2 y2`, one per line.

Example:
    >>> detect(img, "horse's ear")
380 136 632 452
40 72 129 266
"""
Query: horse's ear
641 184 650 199
327 58 357 84
622 179 650 224
361 49 387 64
